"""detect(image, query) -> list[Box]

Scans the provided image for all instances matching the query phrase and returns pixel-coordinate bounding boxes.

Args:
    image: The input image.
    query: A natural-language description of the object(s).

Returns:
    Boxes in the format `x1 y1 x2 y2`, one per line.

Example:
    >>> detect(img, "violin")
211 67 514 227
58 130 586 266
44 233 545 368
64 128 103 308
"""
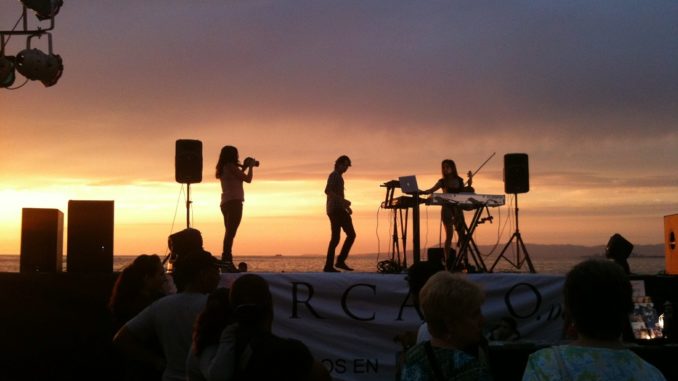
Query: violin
464 170 475 193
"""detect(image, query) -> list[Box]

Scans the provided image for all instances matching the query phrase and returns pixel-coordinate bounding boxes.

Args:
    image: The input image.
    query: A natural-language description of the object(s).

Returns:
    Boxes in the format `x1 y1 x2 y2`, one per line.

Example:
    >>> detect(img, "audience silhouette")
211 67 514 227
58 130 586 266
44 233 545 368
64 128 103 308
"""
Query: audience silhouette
522 259 665 380
108 254 169 381
186 287 237 381
113 249 221 381
229 274 331 380
400 271 492 381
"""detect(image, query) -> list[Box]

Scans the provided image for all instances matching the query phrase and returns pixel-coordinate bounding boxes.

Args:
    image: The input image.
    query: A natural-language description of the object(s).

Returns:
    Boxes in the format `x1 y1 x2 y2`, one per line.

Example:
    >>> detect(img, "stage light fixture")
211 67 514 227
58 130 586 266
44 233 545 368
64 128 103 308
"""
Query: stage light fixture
0 55 16 88
15 48 63 87
20 0 64 21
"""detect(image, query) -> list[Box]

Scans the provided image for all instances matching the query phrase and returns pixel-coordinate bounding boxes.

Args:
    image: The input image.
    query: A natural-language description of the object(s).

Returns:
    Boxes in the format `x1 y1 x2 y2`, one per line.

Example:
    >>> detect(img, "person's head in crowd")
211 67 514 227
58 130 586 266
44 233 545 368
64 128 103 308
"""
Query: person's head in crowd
109 254 166 322
406 260 445 308
564 259 633 341
230 274 274 331
420 271 485 351
172 249 221 293
168 228 204 261
192 287 233 356
488 316 520 341
237 262 248 272
521 258 665 380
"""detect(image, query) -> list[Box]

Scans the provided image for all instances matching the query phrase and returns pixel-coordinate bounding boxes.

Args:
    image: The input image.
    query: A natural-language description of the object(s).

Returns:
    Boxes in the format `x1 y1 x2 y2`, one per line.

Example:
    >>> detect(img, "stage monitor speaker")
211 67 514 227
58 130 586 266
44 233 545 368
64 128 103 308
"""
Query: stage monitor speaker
504 153 529 194
20 208 64 273
427 248 444 263
175 139 202 184
67 200 114 273
665 214 678 275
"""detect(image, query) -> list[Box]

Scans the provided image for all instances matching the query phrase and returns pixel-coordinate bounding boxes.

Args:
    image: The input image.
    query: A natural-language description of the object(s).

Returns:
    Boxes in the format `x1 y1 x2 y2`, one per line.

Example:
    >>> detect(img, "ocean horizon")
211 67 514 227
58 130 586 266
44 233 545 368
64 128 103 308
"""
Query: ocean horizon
1 242 668 274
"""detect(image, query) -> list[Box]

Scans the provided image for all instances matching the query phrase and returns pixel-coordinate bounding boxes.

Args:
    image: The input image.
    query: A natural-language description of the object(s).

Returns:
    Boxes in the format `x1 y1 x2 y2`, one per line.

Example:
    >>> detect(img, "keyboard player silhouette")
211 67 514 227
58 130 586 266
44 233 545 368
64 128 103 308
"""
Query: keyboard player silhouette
426 193 505 272
420 159 503 272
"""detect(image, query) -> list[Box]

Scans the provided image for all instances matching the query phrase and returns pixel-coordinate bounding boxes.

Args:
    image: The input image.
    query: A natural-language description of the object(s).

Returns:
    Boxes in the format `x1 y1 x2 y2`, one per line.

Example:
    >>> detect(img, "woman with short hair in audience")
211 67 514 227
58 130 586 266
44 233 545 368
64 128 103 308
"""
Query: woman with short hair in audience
522 259 666 381
400 271 492 381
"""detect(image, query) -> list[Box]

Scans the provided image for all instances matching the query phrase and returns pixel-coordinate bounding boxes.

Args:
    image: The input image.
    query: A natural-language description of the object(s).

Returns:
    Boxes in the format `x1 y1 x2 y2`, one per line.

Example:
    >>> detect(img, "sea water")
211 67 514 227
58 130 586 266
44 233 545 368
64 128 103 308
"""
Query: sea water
0 253 667 275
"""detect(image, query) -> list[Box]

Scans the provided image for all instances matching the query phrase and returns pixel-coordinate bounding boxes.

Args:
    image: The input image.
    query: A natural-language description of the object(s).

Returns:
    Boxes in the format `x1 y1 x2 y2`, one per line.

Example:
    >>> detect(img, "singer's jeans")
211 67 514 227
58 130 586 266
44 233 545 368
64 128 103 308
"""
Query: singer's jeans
221 200 243 262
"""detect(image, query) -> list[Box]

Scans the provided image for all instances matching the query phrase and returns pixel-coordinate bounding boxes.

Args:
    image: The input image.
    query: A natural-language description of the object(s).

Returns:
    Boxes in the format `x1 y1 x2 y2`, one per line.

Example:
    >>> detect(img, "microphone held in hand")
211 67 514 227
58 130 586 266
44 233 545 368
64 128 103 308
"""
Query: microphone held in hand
243 157 260 167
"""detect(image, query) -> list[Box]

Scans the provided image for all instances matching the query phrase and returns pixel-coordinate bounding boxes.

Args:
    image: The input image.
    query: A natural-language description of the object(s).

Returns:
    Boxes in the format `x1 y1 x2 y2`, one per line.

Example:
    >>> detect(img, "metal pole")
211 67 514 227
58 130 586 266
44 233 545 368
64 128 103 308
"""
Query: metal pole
186 183 191 228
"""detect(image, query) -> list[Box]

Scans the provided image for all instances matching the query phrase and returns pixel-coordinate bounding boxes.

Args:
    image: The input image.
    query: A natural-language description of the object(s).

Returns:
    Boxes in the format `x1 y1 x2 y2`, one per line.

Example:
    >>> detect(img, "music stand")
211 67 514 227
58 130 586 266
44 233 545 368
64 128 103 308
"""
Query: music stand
490 194 535 273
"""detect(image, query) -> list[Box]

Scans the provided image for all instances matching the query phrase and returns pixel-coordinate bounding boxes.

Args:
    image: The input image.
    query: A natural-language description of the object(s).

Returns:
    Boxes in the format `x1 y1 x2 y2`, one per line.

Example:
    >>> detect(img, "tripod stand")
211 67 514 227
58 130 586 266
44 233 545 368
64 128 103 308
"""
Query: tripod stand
490 194 535 273
378 181 413 273
388 207 408 272
162 183 194 268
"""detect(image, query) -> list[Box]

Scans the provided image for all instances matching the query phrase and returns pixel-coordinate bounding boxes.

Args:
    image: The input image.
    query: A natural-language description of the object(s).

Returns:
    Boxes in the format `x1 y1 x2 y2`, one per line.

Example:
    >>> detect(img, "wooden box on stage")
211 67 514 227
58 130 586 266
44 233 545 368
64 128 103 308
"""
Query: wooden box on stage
665 214 678 275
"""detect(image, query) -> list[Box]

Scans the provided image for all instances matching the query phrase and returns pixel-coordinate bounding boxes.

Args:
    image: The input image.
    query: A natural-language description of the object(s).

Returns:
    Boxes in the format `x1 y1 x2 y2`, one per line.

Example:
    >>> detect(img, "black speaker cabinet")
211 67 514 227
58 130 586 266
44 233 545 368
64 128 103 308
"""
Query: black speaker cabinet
175 139 203 184
20 208 64 273
67 200 114 273
606 233 633 261
427 248 444 263
504 153 530 194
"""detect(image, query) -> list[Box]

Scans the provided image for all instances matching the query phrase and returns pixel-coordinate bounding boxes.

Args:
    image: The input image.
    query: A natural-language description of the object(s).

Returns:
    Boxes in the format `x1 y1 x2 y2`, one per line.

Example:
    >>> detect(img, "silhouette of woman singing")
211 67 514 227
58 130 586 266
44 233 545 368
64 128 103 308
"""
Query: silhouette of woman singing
215 145 254 270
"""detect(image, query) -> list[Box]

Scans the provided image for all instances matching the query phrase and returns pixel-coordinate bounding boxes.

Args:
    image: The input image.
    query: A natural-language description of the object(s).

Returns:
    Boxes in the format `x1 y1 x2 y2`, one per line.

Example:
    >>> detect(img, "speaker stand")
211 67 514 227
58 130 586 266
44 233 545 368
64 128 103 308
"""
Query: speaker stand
490 194 535 273
164 183 193 268
185 183 193 229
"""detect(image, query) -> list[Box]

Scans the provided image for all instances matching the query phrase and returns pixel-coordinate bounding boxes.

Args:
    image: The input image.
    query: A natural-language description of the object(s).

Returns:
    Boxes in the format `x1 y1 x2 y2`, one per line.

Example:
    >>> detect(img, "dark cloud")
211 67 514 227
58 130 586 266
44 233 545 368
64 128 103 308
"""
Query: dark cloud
13 0 670 140
2 1 677 186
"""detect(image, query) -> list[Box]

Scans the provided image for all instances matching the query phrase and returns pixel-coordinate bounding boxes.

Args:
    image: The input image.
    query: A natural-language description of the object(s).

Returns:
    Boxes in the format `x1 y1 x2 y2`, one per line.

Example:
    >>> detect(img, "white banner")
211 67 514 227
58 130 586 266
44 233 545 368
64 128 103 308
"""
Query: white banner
220 273 565 381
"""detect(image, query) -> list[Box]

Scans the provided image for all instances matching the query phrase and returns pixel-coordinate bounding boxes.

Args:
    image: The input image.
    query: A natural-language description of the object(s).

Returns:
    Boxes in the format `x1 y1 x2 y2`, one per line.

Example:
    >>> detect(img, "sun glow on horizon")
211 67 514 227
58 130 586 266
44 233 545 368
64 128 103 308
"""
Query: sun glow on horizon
0 159 673 256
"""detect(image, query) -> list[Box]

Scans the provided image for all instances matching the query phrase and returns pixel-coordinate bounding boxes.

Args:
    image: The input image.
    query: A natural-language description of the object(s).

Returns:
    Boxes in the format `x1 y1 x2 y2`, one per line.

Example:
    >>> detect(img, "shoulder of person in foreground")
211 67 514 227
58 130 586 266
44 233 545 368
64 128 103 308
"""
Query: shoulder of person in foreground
240 334 330 381
401 342 492 381
521 347 557 381
522 345 667 381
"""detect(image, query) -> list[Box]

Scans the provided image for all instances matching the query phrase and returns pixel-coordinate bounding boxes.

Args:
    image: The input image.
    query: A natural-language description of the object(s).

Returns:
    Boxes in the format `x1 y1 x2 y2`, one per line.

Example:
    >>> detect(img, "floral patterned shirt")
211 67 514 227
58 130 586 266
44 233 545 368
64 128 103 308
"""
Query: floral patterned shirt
522 345 665 381
400 341 493 381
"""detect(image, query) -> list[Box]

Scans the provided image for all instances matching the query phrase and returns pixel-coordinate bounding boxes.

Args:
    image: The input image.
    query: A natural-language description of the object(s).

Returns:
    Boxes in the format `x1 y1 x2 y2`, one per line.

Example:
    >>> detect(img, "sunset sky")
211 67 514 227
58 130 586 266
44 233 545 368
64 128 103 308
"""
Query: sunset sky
1 1 677 258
